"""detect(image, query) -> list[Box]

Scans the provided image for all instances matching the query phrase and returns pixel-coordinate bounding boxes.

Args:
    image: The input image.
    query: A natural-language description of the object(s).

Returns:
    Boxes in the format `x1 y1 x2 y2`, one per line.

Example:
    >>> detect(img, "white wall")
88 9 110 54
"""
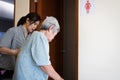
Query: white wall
15 0 29 26
79 0 120 80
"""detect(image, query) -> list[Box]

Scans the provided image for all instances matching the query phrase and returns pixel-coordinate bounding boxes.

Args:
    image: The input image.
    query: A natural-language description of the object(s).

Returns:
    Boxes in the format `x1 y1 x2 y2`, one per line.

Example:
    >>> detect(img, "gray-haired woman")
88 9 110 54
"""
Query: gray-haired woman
13 16 64 80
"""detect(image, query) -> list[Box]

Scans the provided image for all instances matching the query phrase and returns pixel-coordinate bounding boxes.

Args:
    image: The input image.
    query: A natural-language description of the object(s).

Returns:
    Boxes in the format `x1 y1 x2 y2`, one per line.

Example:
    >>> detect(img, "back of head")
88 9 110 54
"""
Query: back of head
40 16 60 32
17 12 41 26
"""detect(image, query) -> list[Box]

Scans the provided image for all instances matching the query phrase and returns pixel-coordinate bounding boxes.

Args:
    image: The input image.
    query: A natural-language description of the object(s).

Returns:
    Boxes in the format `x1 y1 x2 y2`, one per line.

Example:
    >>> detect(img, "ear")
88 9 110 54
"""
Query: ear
26 18 30 25
48 25 54 31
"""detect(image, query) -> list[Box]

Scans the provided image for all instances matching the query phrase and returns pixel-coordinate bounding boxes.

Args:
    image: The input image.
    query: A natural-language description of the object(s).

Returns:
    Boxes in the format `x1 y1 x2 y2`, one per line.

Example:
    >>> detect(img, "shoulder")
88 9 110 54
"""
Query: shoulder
32 31 48 43
32 31 46 38
7 26 23 34
31 31 45 40
32 31 41 37
7 26 19 32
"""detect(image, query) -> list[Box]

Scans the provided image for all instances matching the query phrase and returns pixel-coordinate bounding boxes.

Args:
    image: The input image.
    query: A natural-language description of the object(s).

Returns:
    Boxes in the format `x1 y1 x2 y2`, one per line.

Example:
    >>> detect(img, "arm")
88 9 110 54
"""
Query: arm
0 28 20 56
0 47 20 56
40 65 64 80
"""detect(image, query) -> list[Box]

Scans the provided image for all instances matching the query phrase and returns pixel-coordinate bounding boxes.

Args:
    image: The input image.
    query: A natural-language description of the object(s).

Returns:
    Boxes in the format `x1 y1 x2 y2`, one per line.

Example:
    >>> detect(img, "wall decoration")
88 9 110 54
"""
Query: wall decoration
80 0 95 15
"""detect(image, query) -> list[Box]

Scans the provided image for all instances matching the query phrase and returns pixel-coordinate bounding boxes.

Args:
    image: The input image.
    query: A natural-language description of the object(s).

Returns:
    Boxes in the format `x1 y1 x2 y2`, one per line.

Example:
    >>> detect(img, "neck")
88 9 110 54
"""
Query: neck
40 30 48 36
22 24 28 38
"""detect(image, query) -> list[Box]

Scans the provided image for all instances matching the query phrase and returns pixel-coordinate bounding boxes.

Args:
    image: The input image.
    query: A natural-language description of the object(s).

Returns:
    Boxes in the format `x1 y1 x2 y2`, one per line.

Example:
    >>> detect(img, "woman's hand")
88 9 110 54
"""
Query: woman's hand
12 49 20 56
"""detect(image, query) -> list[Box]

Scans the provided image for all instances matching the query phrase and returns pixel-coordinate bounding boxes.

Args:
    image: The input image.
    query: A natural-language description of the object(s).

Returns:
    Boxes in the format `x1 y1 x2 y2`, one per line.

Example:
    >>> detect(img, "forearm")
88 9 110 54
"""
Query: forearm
0 47 19 56
40 65 63 80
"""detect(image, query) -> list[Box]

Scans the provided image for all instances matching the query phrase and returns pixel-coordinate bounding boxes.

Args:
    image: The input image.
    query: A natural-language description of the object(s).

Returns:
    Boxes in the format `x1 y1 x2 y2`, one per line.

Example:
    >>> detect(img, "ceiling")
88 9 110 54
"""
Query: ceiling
0 0 14 19
2 0 14 4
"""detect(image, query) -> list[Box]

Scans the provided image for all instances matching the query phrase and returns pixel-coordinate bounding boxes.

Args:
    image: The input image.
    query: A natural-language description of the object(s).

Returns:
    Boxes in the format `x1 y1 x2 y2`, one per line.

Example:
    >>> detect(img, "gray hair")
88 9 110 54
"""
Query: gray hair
40 16 60 32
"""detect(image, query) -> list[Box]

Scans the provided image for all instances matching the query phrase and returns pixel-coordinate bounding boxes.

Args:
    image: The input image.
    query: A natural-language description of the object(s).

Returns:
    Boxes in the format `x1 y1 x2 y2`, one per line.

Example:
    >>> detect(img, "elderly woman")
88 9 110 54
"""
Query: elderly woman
12 16 64 80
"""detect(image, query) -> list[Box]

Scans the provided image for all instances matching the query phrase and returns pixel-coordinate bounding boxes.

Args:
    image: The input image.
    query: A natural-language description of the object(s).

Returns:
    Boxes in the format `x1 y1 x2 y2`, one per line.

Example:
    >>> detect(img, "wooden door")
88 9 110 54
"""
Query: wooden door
30 0 64 79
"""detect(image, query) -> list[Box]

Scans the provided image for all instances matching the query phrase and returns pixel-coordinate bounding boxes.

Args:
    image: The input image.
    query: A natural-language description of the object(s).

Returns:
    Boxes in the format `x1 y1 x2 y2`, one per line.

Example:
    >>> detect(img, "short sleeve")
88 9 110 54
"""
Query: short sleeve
0 28 15 48
30 32 51 66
